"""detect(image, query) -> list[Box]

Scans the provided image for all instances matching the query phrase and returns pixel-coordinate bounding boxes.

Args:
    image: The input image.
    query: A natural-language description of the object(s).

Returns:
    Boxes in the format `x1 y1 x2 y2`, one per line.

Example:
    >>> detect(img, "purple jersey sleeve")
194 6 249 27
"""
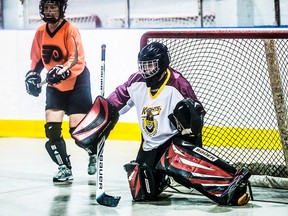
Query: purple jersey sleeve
107 72 144 111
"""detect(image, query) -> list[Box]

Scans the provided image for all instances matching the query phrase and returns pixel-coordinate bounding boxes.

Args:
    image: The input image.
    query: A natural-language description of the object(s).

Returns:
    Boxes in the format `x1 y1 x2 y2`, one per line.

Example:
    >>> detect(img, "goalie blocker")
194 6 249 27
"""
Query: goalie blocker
72 95 119 150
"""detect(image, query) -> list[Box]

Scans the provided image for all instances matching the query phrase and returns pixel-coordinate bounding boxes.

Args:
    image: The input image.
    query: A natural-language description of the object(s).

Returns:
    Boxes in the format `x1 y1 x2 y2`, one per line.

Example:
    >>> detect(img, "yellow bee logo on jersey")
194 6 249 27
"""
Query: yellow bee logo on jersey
141 106 162 136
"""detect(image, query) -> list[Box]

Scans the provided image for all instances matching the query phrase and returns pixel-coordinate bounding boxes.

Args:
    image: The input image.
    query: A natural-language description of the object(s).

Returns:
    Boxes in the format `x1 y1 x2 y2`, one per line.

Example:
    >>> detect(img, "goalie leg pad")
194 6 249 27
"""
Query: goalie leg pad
72 96 119 148
156 138 251 205
124 161 147 201
124 161 163 201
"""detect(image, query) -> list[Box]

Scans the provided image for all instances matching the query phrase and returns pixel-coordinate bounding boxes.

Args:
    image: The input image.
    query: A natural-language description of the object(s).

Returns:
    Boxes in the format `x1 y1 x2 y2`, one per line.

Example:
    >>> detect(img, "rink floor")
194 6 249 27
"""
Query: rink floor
0 138 287 216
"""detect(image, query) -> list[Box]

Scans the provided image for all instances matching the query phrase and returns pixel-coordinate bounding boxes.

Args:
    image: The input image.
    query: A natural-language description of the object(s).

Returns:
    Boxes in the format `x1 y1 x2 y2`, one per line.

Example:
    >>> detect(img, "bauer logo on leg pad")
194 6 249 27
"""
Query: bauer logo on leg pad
143 170 151 194
193 147 218 162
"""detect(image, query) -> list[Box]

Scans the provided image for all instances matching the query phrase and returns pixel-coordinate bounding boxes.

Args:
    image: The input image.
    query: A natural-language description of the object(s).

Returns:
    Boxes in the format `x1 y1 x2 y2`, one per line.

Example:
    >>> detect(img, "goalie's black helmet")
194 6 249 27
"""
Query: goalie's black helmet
138 42 170 79
39 0 68 23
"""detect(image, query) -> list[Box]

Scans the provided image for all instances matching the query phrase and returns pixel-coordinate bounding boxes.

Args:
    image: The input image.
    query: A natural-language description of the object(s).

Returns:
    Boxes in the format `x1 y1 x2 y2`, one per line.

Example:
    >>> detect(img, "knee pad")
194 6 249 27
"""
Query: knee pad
124 161 159 201
45 122 62 141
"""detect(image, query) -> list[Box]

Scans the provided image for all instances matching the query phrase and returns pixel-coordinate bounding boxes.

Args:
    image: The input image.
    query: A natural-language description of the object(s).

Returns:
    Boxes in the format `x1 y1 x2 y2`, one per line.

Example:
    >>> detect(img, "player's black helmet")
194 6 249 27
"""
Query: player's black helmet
39 0 68 23
138 42 170 79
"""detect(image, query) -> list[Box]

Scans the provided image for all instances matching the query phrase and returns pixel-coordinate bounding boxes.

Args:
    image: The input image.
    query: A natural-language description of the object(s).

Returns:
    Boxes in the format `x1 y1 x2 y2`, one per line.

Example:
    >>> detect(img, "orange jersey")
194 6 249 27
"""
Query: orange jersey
30 20 87 91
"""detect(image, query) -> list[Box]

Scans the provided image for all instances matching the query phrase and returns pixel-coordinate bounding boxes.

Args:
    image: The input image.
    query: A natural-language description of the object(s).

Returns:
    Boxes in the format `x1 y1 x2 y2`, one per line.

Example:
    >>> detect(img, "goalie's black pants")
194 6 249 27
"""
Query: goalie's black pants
136 137 171 169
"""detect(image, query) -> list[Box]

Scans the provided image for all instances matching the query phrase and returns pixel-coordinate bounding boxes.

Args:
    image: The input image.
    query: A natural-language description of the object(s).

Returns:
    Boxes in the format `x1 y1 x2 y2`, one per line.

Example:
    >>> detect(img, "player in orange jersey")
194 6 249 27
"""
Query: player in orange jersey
25 0 97 182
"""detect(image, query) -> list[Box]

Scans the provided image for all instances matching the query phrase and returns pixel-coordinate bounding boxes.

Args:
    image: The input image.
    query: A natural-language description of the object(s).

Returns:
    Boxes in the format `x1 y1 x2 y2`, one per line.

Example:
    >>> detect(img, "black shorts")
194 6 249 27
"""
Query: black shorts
45 85 92 115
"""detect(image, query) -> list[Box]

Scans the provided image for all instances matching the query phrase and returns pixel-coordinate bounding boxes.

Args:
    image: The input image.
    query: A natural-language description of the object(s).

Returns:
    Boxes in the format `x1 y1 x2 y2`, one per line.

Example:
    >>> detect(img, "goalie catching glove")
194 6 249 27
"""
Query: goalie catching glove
168 98 205 145
46 65 71 85
25 71 42 97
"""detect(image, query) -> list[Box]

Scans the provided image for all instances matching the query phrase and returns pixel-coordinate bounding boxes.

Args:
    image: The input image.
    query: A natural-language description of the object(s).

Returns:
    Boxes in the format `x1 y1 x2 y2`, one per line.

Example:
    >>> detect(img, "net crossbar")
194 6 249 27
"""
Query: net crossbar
28 15 101 29
108 14 215 28
140 30 288 179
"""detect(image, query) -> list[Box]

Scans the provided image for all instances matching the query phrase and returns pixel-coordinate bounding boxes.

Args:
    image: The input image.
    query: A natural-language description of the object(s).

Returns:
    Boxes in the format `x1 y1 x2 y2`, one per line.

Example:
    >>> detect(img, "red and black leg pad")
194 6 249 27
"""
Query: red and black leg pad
72 95 119 149
156 137 251 205
124 161 159 201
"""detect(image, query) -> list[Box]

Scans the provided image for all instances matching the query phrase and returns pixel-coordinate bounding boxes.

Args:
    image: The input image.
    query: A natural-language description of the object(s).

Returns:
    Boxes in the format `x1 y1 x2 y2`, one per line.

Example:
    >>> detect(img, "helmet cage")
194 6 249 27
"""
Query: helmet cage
138 59 160 79
39 0 67 23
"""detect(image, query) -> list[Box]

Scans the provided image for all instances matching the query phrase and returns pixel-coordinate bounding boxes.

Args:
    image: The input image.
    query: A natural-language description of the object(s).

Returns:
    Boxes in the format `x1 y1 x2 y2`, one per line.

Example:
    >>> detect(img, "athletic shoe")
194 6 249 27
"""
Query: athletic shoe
88 154 97 175
53 165 73 182
237 193 250 206
219 167 251 205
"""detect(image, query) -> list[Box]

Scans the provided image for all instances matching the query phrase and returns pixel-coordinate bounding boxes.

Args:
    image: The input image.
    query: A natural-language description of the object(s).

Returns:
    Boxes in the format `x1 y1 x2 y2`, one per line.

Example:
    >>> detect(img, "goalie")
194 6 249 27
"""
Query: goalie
72 42 250 206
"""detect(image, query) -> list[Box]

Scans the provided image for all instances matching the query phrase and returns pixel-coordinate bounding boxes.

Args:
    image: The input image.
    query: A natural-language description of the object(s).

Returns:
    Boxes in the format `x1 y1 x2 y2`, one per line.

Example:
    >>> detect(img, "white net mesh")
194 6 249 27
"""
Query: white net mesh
107 14 215 28
28 14 101 29
141 30 288 179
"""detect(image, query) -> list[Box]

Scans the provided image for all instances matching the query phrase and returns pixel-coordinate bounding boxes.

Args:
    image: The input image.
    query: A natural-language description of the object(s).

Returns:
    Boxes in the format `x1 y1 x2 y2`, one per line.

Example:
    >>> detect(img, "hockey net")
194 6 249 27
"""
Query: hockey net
140 30 288 187
108 14 215 28
28 14 102 29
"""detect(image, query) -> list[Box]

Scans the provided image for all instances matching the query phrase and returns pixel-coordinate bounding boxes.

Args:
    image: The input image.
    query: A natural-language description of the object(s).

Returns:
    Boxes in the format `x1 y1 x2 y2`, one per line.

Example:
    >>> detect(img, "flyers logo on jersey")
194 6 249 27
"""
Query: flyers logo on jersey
141 106 162 136
42 45 63 64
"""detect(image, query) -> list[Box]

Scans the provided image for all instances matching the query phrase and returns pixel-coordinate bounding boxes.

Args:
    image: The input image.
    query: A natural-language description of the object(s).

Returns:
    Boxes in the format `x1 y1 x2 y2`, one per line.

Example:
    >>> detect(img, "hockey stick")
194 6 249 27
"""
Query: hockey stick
38 35 78 87
95 44 121 207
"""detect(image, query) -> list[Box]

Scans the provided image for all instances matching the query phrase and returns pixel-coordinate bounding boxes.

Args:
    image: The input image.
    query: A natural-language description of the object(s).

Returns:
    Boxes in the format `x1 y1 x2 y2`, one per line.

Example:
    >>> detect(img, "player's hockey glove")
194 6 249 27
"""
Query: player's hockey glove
25 71 42 97
169 98 204 137
46 65 71 85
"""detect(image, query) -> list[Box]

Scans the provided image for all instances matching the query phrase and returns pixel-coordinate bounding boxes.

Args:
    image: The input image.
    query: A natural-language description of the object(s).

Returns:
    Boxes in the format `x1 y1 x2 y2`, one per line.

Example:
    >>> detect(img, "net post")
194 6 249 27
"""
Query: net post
263 39 288 170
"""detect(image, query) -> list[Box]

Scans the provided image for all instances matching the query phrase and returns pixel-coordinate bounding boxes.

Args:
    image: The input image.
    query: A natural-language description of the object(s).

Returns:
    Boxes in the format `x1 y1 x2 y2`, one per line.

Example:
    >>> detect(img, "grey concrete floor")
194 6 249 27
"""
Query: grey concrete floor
0 138 287 216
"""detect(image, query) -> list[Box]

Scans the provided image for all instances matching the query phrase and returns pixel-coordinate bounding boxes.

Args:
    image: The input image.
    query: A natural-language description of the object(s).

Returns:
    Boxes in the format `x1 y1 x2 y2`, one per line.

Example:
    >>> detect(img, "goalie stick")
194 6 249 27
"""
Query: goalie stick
95 44 121 207
38 35 78 87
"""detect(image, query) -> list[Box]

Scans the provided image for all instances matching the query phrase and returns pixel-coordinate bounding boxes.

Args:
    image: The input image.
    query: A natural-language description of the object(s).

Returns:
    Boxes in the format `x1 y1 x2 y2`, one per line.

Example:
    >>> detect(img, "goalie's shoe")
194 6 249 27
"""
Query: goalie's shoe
236 192 250 206
157 175 171 194
88 154 97 175
219 167 251 205
53 165 73 182
230 180 251 206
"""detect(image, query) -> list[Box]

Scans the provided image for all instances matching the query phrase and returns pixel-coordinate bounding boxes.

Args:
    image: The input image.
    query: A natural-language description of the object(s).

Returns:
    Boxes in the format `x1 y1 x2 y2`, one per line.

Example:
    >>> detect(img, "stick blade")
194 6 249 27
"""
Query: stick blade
96 192 121 207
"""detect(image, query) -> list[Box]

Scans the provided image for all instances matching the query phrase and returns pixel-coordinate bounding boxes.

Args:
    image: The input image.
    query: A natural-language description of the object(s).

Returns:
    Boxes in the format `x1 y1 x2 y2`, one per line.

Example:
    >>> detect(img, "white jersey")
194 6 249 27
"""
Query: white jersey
107 68 203 151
